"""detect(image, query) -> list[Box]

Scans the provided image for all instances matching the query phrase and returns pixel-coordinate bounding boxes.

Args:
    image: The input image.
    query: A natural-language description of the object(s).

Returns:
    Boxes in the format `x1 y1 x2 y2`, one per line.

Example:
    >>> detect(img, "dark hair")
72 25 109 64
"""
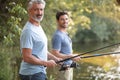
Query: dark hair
56 11 69 20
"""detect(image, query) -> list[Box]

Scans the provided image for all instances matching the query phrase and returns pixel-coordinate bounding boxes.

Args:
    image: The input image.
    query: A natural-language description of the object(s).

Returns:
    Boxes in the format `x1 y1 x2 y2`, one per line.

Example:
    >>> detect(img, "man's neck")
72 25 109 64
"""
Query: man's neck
58 27 67 33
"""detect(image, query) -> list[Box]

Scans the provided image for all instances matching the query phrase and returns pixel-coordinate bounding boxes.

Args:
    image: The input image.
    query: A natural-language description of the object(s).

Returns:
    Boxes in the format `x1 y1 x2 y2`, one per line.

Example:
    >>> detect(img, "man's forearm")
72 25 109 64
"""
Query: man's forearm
51 50 73 59
48 52 59 61
23 54 48 66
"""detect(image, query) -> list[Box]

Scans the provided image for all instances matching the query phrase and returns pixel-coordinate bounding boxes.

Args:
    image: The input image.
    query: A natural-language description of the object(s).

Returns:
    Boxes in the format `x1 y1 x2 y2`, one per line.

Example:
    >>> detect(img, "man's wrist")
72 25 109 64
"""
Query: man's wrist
41 60 47 66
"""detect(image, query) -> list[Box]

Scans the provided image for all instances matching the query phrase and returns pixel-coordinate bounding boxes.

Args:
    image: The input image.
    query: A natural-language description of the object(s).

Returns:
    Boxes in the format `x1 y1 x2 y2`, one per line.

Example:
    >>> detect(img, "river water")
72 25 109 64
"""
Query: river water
48 42 120 80
73 42 120 80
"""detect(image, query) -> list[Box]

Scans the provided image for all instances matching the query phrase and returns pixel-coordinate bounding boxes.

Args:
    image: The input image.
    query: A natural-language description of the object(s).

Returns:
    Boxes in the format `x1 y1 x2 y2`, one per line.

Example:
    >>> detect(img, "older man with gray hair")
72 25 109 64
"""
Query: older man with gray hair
19 0 59 80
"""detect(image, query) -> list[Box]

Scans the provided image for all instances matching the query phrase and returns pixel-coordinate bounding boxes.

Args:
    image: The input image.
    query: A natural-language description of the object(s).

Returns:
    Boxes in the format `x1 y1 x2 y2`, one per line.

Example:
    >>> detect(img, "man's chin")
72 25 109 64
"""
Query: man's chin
63 25 68 28
61 26 68 28
34 18 42 22
32 17 43 22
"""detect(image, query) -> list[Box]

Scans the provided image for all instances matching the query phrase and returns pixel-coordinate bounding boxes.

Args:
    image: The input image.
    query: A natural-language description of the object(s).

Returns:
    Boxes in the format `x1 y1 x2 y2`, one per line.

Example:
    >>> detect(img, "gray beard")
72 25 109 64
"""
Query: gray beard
32 16 43 22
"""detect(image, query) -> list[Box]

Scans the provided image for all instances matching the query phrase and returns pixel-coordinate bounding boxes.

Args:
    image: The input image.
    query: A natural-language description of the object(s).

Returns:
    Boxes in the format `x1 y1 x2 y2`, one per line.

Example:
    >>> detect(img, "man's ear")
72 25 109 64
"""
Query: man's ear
28 9 31 14
56 20 59 24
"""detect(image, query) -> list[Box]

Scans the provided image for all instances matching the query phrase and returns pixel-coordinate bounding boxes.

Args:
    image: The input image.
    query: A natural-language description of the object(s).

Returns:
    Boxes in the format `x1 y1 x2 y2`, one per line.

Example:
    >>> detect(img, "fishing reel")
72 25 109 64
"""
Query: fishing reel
59 61 79 71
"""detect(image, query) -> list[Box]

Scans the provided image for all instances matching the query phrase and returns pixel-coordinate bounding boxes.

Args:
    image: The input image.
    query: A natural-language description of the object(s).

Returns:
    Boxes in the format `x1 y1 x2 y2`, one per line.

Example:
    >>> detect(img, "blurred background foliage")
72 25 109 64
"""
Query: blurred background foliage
0 0 120 80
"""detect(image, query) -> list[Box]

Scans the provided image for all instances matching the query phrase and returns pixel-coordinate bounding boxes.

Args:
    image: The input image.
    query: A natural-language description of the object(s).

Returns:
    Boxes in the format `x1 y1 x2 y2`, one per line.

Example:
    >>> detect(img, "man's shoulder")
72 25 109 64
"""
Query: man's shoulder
22 22 37 33
53 31 65 40
54 30 63 37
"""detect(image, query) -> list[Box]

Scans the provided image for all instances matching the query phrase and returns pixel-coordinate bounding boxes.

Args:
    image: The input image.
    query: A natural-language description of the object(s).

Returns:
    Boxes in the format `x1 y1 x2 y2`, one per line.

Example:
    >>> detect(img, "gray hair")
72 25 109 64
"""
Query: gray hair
27 0 46 10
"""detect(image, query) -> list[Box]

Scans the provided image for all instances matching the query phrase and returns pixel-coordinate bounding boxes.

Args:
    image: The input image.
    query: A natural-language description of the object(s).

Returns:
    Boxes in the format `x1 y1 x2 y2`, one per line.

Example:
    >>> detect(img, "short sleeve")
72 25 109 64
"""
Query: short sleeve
52 34 62 51
20 30 33 49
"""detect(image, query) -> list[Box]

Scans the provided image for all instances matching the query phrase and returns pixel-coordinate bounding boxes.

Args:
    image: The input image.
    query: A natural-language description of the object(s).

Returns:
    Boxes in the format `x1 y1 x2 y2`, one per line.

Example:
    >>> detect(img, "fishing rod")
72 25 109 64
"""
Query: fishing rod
81 51 120 58
56 42 120 63
58 51 120 71
59 51 120 71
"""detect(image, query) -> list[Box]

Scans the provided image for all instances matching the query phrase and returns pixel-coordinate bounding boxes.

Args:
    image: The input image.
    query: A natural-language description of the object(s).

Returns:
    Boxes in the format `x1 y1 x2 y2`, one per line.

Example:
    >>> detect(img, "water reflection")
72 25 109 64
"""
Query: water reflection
73 42 120 80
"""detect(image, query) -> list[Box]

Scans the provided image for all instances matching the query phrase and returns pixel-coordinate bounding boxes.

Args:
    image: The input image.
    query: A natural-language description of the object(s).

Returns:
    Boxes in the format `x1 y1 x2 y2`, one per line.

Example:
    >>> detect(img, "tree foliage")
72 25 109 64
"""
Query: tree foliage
73 0 120 43
1 0 120 45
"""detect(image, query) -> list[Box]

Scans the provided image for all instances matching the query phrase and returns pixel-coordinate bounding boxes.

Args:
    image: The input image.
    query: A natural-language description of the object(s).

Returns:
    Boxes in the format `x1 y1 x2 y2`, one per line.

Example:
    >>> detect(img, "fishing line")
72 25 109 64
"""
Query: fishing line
81 51 120 58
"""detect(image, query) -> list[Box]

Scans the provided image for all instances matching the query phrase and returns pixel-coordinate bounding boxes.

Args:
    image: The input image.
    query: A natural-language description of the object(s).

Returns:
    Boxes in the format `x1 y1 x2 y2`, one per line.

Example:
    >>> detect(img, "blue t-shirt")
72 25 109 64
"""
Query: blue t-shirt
19 21 48 75
52 30 73 65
